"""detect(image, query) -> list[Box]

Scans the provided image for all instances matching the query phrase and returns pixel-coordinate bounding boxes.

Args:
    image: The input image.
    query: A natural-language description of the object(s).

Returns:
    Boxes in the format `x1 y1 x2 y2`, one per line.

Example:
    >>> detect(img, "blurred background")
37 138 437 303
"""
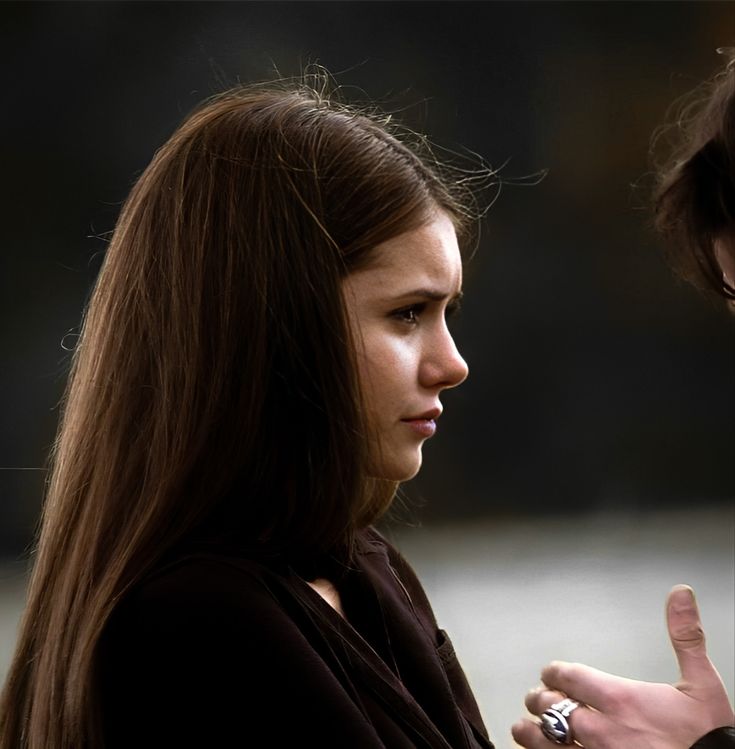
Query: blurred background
1 2 733 746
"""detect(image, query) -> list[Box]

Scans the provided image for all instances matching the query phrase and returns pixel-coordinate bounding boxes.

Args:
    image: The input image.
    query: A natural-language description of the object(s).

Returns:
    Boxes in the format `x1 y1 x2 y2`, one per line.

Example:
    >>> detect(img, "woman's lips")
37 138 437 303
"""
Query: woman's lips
401 418 437 438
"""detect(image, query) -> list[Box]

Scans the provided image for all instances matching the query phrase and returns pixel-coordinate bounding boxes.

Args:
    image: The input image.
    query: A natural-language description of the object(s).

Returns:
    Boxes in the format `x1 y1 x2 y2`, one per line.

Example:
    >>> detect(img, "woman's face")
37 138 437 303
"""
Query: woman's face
342 212 469 481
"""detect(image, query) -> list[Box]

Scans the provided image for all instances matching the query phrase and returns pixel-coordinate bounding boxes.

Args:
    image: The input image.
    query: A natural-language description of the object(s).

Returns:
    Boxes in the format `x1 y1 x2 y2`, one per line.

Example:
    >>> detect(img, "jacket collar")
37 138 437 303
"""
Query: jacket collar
289 532 492 749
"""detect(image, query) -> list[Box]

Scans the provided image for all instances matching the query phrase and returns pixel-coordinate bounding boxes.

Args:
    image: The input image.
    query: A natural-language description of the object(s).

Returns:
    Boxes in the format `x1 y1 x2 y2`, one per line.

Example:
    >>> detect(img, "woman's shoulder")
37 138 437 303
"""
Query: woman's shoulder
135 548 281 595
99 546 340 703
110 527 424 634
104 548 298 651
98 546 392 748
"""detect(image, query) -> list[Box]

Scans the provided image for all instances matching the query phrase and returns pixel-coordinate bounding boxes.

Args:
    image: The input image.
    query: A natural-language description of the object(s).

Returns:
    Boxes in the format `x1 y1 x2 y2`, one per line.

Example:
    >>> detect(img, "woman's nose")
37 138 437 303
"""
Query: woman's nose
419 329 469 390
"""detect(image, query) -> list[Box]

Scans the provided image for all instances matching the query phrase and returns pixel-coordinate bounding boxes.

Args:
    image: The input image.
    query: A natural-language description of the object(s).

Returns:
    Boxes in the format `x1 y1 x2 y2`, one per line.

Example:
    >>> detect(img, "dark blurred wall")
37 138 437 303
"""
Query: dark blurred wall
1 2 733 555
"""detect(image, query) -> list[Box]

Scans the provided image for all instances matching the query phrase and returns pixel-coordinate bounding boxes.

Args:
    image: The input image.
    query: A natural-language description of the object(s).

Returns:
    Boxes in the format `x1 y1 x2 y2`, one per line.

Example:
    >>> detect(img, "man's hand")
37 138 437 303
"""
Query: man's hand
511 585 735 748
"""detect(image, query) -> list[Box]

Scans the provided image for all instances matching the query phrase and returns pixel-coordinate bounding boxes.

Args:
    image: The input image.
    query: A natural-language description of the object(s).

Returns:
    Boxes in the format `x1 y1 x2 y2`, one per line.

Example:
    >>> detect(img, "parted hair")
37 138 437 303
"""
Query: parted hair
653 49 735 299
0 75 473 748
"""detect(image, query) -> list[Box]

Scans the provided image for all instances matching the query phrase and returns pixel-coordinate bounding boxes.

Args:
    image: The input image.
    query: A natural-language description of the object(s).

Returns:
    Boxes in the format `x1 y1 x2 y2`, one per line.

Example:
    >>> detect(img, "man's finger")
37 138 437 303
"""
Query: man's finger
524 686 564 716
540 660 630 710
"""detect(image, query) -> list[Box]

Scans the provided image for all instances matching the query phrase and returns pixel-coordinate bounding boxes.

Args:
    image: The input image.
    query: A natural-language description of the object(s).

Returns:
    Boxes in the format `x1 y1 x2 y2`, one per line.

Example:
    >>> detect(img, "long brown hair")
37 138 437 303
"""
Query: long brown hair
652 49 735 299
0 76 473 747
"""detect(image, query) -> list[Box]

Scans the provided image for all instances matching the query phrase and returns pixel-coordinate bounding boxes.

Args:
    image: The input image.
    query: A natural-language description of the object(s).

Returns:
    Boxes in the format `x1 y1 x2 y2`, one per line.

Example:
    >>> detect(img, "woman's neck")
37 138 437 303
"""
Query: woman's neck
306 578 346 619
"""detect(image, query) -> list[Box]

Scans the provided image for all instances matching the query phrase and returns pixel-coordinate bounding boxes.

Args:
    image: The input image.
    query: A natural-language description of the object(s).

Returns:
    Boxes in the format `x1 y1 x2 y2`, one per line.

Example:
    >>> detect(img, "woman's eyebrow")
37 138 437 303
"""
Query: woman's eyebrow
395 288 464 303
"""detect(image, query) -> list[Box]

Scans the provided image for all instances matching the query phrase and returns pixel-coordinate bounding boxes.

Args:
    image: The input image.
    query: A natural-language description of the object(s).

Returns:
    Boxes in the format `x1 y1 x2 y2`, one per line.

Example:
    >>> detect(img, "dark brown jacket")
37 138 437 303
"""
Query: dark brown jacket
100 528 493 748
99 527 735 748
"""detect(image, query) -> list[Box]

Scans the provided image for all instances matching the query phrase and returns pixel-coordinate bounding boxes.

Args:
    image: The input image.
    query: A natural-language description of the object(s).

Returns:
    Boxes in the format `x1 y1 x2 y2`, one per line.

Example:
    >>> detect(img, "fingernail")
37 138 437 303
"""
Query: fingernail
671 585 695 604
669 585 698 617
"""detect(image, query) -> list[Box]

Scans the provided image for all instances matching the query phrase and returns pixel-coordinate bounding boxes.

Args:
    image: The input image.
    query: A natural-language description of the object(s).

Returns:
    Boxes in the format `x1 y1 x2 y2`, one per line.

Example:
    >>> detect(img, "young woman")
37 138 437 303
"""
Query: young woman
0 79 485 749
0 76 732 748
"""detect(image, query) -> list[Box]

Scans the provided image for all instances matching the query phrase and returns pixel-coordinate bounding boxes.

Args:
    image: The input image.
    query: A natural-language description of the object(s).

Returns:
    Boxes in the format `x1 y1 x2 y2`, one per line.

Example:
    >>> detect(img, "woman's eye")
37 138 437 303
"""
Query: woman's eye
392 304 424 324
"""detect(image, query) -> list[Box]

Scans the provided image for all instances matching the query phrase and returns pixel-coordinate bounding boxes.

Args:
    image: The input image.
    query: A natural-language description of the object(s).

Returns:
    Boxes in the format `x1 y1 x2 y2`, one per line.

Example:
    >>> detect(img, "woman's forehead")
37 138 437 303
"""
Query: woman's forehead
352 214 463 296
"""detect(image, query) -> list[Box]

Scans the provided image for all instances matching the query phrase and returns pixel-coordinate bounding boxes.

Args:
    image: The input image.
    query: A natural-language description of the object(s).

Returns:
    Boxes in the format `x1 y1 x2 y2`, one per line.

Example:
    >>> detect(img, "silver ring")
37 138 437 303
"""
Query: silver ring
539 698 581 745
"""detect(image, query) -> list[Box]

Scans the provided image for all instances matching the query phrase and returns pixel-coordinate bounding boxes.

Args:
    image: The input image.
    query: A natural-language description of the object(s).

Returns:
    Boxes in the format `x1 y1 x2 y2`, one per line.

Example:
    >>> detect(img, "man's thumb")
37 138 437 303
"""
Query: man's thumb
667 584 713 686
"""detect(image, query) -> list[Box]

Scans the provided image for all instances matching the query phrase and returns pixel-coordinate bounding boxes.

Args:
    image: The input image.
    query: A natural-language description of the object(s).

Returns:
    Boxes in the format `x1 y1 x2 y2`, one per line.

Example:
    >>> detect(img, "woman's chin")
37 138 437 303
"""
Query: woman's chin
369 450 423 483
